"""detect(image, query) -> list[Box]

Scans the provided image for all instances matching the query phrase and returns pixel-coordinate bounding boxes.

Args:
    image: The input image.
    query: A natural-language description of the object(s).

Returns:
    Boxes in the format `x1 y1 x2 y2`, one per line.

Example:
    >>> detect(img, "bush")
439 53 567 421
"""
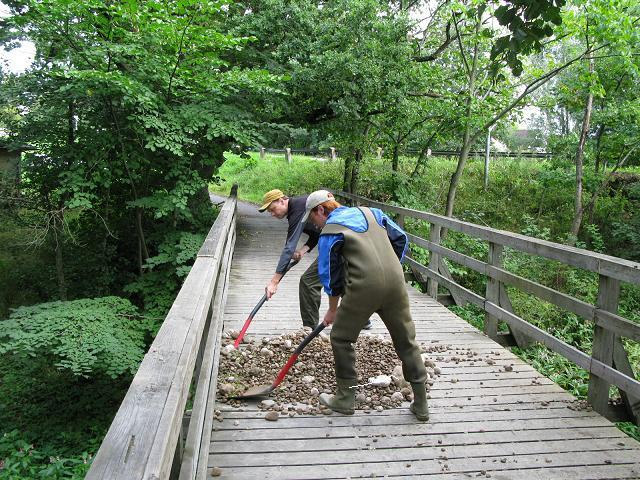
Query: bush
0 430 91 480
0 296 152 378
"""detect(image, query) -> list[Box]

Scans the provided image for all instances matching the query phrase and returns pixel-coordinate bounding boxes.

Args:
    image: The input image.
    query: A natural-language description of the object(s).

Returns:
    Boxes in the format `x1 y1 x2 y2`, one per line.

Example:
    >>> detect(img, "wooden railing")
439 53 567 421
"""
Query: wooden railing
333 190 640 425
86 185 237 480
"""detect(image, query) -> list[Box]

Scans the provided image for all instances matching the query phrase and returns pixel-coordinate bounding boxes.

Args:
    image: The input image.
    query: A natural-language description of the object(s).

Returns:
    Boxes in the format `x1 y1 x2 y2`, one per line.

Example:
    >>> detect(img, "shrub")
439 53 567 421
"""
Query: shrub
0 297 152 378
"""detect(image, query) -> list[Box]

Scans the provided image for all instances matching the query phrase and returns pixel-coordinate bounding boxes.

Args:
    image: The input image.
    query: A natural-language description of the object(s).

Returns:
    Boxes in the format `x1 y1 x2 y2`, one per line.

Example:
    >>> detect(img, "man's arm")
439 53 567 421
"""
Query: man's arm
323 295 340 326
266 219 305 299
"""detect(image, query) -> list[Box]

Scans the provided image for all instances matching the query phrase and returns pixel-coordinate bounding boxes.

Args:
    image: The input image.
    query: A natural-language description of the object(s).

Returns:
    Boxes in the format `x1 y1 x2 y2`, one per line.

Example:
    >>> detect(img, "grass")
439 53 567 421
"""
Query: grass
211 152 342 204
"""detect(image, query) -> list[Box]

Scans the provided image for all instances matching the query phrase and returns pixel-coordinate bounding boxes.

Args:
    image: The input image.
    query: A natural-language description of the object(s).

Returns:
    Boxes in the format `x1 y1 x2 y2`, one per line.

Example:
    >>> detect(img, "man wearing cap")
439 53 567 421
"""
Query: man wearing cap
257 189 325 329
301 190 429 421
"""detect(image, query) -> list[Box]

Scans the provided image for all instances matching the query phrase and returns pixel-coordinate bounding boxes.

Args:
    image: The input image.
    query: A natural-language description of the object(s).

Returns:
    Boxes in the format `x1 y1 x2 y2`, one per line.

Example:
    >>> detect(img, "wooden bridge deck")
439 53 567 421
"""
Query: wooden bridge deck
208 201 640 479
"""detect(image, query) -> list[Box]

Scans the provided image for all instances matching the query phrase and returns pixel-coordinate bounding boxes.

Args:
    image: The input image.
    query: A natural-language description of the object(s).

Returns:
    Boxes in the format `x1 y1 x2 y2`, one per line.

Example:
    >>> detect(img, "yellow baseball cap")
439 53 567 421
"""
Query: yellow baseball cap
258 189 285 212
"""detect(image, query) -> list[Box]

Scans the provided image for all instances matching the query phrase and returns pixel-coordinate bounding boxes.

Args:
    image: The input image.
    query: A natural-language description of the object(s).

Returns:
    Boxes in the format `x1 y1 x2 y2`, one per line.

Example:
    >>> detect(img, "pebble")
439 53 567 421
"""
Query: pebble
265 411 279 421
217 332 444 413
211 467 223 476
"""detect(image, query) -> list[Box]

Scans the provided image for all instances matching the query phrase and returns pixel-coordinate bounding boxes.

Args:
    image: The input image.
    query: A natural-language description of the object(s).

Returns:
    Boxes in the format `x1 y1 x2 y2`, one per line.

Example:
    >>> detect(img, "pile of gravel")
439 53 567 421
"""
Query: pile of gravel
216 328 447 416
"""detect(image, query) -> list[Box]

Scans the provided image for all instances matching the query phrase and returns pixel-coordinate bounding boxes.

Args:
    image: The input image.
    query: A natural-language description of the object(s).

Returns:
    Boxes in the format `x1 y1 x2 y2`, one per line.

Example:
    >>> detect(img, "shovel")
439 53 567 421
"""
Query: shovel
233 259 299 348
233 322 327 399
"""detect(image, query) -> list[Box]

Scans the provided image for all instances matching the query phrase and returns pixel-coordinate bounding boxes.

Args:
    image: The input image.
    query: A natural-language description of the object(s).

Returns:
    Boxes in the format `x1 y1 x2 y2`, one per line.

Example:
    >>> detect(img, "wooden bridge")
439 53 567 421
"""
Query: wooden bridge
86 186 640 479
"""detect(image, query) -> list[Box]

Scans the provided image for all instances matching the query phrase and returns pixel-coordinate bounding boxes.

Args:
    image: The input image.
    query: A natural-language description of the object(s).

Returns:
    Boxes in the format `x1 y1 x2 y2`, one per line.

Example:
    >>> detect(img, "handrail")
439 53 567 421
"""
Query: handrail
86 185 238 480
332 189 640 424
334 190 640 284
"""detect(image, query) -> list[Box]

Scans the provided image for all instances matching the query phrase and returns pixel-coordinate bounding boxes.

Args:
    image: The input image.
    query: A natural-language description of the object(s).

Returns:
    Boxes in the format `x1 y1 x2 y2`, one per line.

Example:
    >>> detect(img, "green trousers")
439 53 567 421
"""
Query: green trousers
330 283 427 384
299 257 322 328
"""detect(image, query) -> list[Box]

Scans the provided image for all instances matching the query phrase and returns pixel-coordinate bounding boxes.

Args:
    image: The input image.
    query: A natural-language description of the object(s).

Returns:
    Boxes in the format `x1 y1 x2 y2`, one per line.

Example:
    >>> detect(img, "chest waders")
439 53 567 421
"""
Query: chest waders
318 207 429 420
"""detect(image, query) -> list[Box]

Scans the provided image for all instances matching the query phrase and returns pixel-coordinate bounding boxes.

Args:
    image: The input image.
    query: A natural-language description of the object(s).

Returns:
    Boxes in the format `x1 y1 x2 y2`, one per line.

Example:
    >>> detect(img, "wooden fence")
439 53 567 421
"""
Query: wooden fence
86 186 238 480
333 190 640 425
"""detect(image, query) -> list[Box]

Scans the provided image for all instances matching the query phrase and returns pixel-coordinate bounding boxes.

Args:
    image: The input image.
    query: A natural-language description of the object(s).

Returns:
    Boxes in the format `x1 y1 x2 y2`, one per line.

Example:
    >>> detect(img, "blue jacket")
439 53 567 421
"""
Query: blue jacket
317 207 408 296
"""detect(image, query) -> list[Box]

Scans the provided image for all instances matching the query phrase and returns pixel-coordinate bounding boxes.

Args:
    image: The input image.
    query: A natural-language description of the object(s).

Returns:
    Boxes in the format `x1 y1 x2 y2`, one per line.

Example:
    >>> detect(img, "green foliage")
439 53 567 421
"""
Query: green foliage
513 344 590 398
0 297 151 378
125 231 207 319
0 430 90 480
211 152 343 203
492 0 566 76
616 422 640 442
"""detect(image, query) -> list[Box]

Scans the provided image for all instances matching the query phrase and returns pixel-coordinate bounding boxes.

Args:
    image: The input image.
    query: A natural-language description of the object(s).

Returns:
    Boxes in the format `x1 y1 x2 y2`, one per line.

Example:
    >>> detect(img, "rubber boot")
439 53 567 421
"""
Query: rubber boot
409 382 429 421
319 378 356 415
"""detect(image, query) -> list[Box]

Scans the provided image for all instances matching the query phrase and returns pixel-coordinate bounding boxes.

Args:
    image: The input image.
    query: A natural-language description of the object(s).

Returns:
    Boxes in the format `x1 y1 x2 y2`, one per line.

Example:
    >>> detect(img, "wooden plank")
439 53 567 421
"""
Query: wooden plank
333 190 640 284
613 336 640 425
179 220 235 480
595 309 640 343
387 465 640 480
437 258 466 306
405 258 485 308
588 275 621 416
426 223 440 299
210 415 617 442
210 438 639 468
484 243 501 339
195 226 236 480
208 449 640 479
211 428 630 455
212 406 599 429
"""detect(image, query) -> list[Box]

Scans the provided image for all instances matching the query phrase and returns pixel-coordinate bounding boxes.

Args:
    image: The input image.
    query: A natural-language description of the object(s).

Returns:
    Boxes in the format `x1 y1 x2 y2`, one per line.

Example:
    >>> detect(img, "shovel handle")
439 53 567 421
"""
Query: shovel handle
272 322 326 389
233 294 267 349
233 260 299 348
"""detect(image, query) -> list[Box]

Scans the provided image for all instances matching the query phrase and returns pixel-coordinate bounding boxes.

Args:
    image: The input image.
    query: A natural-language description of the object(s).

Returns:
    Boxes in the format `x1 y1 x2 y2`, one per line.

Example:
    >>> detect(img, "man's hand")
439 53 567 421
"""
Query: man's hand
265 281 278 300
323 296 340 325
323 308 337 326
292 246 309 261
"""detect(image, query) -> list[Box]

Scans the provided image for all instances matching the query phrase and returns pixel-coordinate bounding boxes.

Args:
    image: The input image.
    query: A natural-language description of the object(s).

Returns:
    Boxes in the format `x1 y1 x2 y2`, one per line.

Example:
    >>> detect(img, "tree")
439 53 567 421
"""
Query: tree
0 0 280 308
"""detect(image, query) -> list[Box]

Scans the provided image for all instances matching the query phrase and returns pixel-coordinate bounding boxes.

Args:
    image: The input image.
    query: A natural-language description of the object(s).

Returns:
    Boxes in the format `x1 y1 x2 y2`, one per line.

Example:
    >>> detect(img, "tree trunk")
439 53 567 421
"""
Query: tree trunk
392 145 399 172
350 148 362 195
342 154 353 193
568 57 595 245
411 147 429 178
54 231 67 301
136 208 149 264
445 137 473 218
443 12 479 227
594 123 605 173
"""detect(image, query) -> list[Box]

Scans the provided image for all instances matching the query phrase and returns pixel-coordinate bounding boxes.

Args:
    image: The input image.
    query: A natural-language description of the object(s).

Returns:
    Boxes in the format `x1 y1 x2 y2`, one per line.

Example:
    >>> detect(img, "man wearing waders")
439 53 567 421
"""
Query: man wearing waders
259 189 374 330
301 190 429 421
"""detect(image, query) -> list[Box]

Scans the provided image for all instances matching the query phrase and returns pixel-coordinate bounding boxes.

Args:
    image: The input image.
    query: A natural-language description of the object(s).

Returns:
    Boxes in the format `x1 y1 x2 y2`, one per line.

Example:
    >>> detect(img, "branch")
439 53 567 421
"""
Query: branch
413 22 458 62
167 11 197 101
469 43 608 145
453 12 471 79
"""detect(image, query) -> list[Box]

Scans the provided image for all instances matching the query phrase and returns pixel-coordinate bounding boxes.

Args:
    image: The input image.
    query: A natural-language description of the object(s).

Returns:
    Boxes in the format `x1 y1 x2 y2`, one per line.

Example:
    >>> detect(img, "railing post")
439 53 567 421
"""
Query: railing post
588 274 621 416
484 242 502 340
427 223 440 299
285 148 292 164
260 147 265 161
330 147 336 161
